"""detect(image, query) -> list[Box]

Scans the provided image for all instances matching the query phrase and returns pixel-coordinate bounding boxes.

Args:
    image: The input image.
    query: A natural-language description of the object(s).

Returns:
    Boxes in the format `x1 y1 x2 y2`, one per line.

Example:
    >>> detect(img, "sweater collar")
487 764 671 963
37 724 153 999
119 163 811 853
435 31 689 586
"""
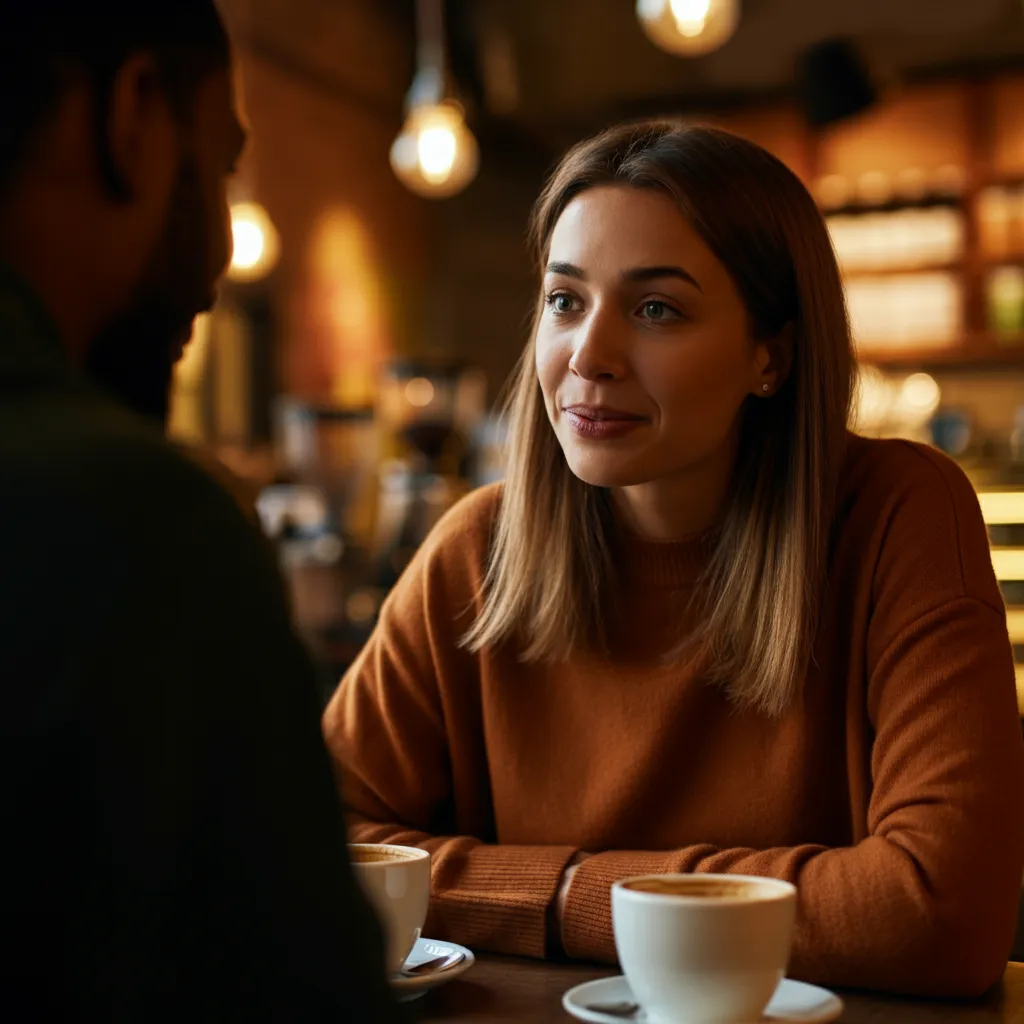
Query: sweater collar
615 526 714 588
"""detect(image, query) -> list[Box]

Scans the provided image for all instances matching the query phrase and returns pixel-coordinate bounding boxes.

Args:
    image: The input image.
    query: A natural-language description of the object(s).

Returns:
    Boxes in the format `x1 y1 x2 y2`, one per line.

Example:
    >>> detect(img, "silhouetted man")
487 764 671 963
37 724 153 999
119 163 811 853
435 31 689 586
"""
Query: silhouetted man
0 3 401 1018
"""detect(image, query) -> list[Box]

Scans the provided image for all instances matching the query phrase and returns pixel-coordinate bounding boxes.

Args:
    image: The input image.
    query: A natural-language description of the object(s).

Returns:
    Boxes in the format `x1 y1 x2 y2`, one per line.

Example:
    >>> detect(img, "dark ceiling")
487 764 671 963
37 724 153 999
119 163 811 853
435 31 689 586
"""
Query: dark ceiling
227 0 1024 155
453 0 1024 145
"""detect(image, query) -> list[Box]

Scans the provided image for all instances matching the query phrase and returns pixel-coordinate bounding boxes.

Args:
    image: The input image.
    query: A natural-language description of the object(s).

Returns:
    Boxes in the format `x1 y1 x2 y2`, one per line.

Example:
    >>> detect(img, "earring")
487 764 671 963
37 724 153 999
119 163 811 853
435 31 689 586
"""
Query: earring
761 384 770 393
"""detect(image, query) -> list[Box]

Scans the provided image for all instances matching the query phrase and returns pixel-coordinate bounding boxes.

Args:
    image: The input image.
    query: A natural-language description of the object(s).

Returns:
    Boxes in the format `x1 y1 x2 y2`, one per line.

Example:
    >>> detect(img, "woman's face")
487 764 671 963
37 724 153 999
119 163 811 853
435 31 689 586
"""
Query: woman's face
536 185 776 502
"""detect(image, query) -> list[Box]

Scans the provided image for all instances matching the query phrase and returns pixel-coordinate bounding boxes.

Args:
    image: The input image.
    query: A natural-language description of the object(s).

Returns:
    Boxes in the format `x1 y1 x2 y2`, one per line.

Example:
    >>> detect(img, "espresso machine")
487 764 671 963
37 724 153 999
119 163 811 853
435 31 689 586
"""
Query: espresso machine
374 358 486 583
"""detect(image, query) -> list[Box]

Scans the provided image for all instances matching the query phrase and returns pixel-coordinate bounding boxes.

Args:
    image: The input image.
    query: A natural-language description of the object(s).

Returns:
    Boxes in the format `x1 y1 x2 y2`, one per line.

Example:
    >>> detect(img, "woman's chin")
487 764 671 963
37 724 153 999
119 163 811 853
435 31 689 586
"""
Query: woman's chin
562 452 651 489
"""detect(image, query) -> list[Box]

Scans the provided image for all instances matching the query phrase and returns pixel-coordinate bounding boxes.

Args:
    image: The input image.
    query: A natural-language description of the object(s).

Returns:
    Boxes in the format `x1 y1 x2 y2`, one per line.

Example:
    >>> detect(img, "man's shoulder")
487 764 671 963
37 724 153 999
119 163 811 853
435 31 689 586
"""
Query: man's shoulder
0 392 250 546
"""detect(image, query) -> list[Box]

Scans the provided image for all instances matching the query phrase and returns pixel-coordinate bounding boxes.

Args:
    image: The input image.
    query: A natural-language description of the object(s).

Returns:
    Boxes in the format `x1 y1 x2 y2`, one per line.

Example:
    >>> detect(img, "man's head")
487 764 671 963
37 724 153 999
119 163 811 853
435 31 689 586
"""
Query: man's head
0 1 244 422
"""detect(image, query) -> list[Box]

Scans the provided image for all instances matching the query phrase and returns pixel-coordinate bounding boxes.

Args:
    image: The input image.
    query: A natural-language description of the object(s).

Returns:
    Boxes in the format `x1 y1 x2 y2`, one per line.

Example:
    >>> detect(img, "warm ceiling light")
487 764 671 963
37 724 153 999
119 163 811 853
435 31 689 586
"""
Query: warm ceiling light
671 0 711 37
228 201 279 283
636 0 740 56
404 377 436 408
899 372 941 415
392 0 479 200
390 100 479 199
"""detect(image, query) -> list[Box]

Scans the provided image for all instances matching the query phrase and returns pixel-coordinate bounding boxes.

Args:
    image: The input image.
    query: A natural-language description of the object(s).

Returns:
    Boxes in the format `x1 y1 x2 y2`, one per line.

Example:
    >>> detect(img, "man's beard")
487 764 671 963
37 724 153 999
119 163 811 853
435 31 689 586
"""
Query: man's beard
84 156 213 427
83 306 188 425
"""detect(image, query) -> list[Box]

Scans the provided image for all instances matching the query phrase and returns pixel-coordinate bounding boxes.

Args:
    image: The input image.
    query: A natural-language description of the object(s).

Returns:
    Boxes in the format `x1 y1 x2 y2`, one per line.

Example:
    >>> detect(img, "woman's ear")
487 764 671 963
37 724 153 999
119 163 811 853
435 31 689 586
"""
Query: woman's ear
753 322 794 397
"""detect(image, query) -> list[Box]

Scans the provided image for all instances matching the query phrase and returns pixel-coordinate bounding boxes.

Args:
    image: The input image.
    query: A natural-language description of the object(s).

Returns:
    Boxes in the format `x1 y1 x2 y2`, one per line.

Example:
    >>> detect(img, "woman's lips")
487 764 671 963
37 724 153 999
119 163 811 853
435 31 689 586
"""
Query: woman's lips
562 405 646 440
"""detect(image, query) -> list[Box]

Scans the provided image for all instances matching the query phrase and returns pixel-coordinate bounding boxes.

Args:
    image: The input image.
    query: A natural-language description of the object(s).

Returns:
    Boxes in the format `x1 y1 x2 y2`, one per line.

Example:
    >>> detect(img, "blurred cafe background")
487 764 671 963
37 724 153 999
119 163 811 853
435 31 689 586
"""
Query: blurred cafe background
179 0 1024 705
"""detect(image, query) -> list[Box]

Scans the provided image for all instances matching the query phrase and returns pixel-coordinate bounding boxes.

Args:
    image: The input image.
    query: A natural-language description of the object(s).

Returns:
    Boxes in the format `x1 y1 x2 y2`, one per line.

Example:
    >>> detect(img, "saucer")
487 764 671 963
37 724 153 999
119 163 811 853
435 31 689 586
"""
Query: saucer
390 937 475 1002
563 975 843 1023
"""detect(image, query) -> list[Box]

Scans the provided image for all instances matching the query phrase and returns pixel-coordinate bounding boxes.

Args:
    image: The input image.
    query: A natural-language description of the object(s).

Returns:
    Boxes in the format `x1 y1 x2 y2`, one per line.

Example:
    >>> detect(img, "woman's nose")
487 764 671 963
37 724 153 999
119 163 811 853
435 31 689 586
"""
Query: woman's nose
567 308 628 381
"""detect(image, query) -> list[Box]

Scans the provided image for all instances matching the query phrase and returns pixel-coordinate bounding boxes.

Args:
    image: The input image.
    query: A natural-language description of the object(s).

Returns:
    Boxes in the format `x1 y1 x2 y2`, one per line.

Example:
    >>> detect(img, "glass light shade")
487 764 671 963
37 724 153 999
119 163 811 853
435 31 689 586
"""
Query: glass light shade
228 201 280 283
390 101 479 199
636 0 740 56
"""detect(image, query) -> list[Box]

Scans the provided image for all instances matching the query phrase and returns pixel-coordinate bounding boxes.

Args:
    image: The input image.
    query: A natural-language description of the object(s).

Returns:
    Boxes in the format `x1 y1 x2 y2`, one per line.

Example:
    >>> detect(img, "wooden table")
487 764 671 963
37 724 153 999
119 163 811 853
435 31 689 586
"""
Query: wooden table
415 957 1024 1022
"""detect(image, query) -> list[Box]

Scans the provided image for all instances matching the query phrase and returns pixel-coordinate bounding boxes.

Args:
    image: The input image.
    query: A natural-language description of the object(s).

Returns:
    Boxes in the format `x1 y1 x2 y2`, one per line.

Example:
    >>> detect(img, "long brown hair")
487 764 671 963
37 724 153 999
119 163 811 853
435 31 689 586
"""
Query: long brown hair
463 121 854 716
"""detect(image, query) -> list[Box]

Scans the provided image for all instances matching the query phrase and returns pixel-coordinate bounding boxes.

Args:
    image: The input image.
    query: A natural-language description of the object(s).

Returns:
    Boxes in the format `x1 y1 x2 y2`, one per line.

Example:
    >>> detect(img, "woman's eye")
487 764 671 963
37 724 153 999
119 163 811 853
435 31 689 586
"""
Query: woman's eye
546 292 578 315
641 300 672 321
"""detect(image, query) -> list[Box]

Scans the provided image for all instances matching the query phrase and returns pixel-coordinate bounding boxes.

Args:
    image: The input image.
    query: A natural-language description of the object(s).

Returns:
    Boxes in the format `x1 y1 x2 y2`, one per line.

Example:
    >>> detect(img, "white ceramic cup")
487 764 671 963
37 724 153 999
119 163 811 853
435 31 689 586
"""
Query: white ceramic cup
349 843 431 974
612 873 797 1024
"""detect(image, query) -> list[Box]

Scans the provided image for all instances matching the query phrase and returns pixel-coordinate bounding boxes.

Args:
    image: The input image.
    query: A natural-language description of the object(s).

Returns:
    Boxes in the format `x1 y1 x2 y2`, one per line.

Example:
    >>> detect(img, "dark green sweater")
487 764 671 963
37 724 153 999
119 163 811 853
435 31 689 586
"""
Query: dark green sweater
0 268 401 1021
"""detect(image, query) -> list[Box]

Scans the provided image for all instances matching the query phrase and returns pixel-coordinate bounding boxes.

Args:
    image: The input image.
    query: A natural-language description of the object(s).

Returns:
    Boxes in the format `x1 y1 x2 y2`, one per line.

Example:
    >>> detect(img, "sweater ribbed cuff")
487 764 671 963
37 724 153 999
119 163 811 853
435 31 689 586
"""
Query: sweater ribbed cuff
561 850 683 962
428 844 578 959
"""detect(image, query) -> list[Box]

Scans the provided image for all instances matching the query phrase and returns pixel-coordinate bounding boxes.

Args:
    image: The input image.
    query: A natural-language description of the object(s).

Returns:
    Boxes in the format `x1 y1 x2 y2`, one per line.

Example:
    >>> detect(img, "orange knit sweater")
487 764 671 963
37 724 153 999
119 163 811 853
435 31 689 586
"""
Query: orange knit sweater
324 433 1024 997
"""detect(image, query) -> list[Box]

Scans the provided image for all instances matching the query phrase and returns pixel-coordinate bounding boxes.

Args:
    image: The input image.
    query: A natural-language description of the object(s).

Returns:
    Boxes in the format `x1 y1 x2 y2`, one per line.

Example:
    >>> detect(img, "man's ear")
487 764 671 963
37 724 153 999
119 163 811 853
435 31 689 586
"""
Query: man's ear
97 53 173 202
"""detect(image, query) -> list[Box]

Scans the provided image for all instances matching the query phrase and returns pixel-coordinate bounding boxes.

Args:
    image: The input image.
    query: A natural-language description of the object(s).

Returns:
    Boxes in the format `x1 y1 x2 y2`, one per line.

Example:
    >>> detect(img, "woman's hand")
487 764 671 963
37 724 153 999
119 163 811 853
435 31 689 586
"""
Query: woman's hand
553 852 592 951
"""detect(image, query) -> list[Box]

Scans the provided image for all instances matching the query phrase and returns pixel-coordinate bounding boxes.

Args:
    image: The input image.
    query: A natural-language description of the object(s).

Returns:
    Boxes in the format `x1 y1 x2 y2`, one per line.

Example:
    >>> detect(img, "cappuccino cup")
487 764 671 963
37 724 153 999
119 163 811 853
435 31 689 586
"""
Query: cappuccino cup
612 874 796 1024
349 843 431 974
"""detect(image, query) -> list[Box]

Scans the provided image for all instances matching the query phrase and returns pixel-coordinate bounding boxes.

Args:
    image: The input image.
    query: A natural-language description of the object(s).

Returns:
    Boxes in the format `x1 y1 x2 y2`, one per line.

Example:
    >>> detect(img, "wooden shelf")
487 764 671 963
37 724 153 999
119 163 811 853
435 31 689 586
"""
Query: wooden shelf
983 254 1024 267
841 262 962 279
858 334 1024 369
841 257 1023 282
715 74 1024 374
823 197 962 217
981 176 1024 190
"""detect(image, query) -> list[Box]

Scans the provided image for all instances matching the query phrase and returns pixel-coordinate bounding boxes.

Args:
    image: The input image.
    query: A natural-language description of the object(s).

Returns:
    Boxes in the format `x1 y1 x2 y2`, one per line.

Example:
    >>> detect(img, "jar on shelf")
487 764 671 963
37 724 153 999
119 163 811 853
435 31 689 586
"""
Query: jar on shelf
987 266 1024 340
846 272 962 351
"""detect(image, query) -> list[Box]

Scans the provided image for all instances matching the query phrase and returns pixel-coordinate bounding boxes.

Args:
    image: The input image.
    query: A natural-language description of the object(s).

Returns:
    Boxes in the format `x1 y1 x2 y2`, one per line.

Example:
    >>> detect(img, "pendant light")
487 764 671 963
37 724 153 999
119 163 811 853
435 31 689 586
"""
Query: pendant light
226 0 280 283
390 0 479 199
636 0 741 57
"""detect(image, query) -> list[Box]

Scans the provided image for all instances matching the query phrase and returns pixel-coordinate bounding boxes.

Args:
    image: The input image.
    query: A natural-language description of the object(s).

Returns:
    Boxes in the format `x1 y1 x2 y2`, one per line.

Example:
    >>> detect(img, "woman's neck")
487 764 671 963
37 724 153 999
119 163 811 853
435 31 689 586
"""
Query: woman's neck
612 447 735 542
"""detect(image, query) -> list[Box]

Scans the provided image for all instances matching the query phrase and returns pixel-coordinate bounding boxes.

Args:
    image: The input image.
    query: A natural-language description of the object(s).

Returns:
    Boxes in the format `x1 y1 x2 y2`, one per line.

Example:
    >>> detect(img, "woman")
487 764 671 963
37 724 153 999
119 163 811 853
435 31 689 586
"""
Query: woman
324 122 1024 997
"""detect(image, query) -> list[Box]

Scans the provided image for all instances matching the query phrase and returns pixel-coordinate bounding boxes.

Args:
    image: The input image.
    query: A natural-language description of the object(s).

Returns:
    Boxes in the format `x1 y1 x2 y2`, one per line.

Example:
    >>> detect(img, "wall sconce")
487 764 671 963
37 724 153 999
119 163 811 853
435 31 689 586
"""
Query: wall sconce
228 201 280 284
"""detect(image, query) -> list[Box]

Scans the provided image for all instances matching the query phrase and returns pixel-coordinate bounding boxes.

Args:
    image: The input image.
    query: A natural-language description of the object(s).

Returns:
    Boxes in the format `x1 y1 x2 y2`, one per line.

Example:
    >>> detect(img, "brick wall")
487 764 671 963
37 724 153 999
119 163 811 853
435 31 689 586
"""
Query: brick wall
224 0 433 405
417 130 549 401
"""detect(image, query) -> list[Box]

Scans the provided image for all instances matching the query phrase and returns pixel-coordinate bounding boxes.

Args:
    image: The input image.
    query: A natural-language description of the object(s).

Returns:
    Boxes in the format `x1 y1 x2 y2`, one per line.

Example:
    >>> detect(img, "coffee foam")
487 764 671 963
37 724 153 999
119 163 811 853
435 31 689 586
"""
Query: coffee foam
349 845 424 864
622 877 779 900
